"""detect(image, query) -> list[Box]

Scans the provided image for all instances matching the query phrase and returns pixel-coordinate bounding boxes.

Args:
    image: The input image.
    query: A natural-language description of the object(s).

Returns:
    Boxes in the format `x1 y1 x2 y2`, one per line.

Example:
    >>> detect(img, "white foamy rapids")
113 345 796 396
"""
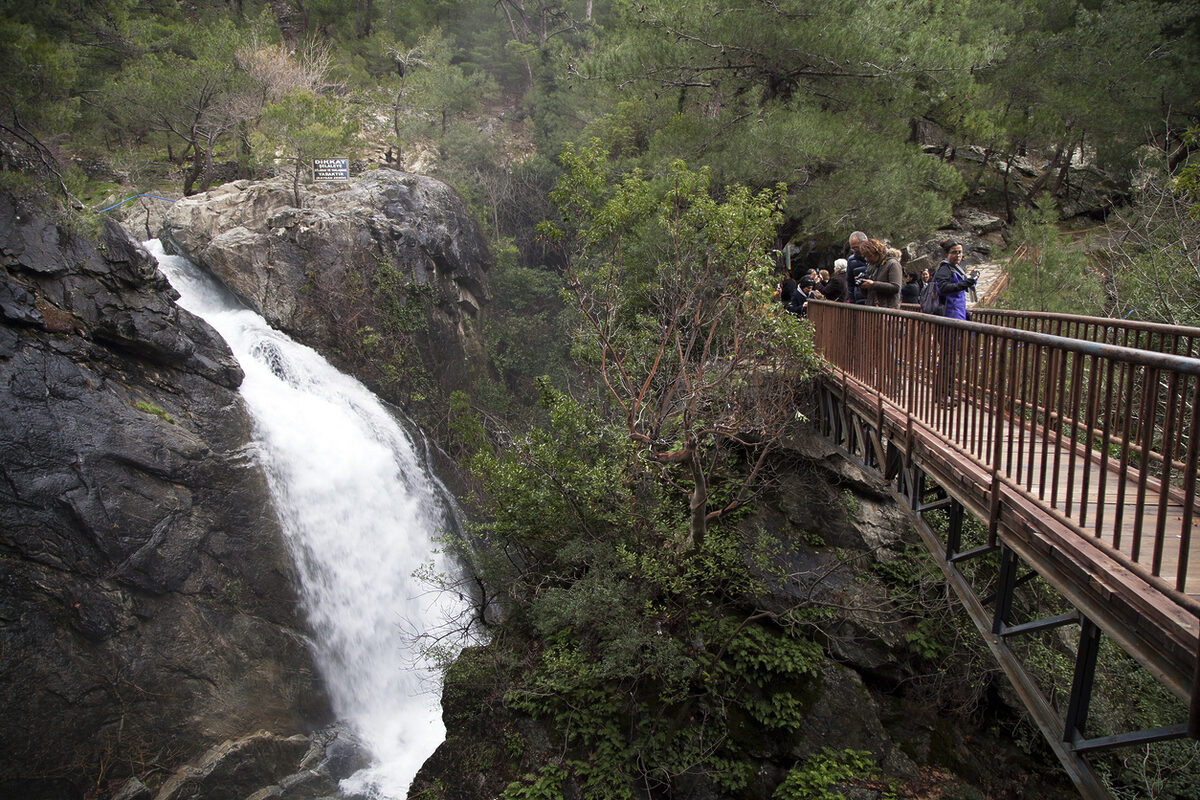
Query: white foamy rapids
146 240 468 799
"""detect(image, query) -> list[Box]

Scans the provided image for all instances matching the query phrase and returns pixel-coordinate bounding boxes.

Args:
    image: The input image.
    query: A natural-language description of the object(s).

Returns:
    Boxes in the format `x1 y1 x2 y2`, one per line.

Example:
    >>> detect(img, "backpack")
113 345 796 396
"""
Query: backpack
919 280 944 316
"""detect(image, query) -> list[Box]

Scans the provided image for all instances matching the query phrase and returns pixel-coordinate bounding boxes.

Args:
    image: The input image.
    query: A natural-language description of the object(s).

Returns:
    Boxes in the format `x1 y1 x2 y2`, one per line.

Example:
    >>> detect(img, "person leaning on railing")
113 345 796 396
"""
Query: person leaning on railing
856 239 903 308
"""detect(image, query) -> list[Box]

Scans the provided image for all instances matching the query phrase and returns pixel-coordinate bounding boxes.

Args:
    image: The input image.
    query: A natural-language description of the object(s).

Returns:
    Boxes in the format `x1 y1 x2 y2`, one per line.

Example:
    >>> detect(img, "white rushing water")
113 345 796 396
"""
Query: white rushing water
147 240 468 799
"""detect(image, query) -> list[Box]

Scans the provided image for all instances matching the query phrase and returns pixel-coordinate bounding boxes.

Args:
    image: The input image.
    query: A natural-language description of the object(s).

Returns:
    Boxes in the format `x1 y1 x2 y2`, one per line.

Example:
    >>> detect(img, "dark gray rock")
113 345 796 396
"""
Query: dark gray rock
0 192 330 797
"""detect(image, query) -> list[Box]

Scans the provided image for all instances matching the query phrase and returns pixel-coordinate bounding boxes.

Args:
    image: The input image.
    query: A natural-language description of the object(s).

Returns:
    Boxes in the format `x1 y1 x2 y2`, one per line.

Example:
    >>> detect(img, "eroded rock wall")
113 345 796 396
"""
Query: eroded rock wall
161 169 493 411
0 193 330 797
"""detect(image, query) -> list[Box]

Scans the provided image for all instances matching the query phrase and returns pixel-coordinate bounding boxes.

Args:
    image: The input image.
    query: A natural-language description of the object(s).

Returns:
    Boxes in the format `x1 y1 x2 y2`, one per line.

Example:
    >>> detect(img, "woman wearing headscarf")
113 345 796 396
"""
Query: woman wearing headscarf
857 239 902 309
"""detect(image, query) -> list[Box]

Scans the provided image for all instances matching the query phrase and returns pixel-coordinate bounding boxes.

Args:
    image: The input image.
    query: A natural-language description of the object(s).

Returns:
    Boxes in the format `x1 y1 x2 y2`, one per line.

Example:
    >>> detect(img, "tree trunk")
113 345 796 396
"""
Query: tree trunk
182 146 206 196
268 0 308 50
684 440 706 552
1023 142 1066 206
356 0 372 38
292 156 303 208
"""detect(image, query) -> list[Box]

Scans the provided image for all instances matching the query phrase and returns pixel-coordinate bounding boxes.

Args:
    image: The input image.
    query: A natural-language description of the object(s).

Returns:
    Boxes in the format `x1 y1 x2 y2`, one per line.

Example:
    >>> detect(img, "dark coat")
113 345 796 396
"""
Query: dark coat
845 253 868 304
933 260 973 320
822 273 847 303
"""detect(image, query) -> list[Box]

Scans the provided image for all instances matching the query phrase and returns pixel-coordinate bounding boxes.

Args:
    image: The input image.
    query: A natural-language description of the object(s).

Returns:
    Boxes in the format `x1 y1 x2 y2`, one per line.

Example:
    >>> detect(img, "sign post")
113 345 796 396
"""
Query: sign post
312 157 351 183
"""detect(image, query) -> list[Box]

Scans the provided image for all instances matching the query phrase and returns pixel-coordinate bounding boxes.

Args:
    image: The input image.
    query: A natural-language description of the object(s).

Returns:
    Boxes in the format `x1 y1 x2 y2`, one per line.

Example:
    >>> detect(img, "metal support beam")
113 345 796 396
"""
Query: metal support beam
946 497 964 559
948 544 999 565
1073 724 1189 754
1001 612 1081 639
1064 617 1103 746
992 544 1019 635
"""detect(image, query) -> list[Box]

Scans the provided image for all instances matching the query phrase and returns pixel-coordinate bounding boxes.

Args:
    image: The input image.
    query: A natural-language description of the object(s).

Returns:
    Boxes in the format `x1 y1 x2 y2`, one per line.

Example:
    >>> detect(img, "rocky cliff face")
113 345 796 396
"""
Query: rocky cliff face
161 169 492 412
0 193 331 798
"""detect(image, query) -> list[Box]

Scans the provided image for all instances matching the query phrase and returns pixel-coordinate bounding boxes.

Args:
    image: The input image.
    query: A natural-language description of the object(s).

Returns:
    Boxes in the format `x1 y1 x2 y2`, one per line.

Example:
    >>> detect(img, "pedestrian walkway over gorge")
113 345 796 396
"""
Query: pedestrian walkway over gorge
807 300 1200 800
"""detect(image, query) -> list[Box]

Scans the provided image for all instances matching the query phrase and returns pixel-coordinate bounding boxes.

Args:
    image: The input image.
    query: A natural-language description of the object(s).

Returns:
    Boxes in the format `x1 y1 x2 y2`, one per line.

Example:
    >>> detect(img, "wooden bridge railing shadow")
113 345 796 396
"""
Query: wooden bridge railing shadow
808 298 1199 799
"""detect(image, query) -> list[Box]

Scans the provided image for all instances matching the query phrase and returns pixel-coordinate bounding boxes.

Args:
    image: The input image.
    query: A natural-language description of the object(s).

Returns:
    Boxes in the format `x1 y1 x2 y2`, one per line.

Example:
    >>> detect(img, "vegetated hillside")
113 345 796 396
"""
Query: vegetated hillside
4 2 1199 799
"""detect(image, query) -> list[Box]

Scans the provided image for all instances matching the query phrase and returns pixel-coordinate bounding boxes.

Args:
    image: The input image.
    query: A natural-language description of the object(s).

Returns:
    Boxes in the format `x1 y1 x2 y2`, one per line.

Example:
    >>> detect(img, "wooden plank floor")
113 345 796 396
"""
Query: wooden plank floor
912 394 1200 599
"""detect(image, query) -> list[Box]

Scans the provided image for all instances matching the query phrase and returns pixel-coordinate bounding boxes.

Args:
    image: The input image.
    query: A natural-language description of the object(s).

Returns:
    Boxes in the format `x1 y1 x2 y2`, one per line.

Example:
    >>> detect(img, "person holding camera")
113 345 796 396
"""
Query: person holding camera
856 239 903 308
933 239 976 320
931 238 978 405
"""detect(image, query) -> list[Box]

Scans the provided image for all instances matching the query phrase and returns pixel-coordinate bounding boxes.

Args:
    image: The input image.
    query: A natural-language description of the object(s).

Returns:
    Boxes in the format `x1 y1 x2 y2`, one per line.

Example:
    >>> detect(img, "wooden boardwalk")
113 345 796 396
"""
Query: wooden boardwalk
920 395 1200 599
810 300 1200 798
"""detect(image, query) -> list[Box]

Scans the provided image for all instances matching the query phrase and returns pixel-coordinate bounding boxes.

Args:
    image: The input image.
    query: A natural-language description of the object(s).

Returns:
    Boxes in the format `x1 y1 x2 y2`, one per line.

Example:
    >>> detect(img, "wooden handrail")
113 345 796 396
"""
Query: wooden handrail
807 299 1200 597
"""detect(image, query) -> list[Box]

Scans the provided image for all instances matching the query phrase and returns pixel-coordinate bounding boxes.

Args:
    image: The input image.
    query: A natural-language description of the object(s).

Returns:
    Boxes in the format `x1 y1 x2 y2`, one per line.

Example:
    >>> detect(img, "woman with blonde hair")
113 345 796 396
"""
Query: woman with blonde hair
857 239 902 309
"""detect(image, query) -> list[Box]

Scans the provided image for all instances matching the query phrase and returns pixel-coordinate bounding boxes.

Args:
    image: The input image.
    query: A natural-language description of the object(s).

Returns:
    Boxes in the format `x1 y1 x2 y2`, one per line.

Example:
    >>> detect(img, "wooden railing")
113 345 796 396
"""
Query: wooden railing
971 308 1200 359
808 299 1200 604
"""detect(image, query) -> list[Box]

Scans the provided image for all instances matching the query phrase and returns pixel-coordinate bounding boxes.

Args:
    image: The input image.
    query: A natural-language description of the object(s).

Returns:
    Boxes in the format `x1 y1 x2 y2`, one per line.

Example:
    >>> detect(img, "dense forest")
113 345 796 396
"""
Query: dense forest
4 1 1200 799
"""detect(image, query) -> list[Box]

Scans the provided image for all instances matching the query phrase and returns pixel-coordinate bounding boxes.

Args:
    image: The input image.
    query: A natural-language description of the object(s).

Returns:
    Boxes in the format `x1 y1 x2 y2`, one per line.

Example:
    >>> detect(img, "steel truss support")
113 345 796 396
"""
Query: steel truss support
815 382 1193 800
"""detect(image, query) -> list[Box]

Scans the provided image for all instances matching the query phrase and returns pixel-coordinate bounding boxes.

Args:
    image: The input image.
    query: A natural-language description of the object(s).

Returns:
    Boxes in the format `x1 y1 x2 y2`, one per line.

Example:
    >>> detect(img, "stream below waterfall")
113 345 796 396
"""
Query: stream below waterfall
147 240 469 799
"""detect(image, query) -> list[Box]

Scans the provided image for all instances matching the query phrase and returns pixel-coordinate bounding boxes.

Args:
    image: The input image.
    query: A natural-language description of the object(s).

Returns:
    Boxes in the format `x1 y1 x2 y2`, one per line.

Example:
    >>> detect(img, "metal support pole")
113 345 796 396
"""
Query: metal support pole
946 496 964 559
992 544 1019 635
1064 617 1102 747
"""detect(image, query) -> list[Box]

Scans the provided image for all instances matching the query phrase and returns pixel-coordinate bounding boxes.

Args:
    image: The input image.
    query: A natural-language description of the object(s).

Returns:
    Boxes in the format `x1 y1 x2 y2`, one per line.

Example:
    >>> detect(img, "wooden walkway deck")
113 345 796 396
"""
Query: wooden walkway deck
920 395 1200 599
810 300 1200 798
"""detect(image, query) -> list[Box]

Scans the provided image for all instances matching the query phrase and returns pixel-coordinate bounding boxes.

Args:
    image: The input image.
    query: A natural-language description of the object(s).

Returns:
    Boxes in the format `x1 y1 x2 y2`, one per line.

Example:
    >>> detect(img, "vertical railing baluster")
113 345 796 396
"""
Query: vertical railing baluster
1094 358 1117 541
1132 367 1160 567
1065 349 1084 517
1040 348 1059 503
1153 372 1181 576
1114 363 1137 553
1178 379 1200 594
1051 346 1071 508
1014 340 1030 488
1079 354 1101 530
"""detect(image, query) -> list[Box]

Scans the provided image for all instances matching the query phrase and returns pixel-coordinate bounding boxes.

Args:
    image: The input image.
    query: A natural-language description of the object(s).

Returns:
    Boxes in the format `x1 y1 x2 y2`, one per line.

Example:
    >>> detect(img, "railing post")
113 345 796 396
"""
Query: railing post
989 336 1008 546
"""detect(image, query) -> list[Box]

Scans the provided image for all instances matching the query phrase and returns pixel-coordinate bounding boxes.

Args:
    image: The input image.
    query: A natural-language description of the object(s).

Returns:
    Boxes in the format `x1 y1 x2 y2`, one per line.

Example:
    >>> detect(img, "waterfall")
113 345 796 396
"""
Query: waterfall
147 240 468 799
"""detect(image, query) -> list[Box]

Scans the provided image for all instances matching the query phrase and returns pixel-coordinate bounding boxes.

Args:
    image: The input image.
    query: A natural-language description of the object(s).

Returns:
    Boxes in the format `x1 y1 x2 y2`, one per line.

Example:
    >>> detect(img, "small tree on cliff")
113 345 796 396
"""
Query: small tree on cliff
541 141 816 552
252 89 359 208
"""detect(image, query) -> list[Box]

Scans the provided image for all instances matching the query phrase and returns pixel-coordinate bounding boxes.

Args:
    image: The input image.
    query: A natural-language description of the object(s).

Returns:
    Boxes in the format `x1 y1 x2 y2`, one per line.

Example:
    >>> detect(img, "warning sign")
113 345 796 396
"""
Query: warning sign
312 158 350 182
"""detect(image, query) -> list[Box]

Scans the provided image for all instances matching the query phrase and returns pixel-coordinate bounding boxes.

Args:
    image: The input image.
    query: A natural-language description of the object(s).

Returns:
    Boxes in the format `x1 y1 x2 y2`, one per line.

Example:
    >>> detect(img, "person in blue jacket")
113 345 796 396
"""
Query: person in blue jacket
932 238 978 405
933 239 976 320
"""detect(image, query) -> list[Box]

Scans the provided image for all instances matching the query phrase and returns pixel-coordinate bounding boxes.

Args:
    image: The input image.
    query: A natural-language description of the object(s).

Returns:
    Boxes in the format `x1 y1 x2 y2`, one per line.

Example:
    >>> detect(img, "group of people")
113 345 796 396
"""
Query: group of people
778 231 979 321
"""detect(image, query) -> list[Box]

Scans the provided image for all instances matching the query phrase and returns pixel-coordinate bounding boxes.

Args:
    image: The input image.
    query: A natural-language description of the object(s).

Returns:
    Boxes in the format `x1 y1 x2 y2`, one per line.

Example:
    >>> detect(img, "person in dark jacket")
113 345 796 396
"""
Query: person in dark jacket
845 231 869 304
857 239 902 308
932 239 976 320
822 259 848 302
900 270 923 305
779 278 805 315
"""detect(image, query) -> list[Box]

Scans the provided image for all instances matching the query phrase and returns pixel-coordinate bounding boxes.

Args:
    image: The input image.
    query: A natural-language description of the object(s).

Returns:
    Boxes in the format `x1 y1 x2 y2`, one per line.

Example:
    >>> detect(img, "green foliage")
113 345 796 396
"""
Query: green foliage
478 240 571 410
450 373 838 797
1104 142 1200 325
252 88 360 206
999 195 1104 314
1174 121 1200 220
773 748 879 800
499 764 568 800
545 141 815 549
133 400 174 424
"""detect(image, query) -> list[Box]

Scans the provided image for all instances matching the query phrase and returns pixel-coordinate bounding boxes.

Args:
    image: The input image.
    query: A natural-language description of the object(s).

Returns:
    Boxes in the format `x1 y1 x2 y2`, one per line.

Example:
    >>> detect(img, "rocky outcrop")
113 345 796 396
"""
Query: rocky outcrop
161 170 492 411
0 193 330 798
